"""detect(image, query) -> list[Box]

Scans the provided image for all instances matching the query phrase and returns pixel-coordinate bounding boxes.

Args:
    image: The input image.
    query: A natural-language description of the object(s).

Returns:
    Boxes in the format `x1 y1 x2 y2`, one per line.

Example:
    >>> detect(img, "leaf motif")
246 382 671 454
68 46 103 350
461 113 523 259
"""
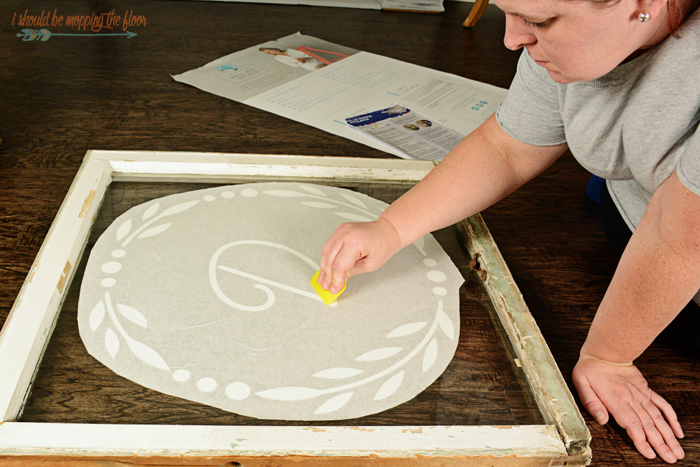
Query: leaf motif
256 387 322 401
89 301 105 332
374 371 404 401
422 338 438 372
116 219 132 241
262 190 306 197
126 339 170 371
355 347 402 361
20 29 39 41
334 212 373 222
142 202 160 220
413 236 426 255
137 223 171 239
299 185 327 197
386 322 427 338
313 368 363 379
302 202 337 209
39 29 50 41
340 193 367 209
117 303 147 328
105 328 119 358
314 392 353 415
437 307 455 340
160 200 199 217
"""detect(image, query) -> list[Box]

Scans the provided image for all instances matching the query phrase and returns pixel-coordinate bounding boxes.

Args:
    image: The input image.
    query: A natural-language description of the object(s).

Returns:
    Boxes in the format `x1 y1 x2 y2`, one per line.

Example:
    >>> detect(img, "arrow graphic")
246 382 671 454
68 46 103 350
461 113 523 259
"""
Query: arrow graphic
17 28 137 41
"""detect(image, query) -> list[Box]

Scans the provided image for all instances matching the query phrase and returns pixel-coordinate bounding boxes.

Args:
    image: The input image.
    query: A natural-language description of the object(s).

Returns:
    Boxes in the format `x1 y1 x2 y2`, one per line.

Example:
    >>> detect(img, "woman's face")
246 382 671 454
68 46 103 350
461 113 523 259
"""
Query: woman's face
494 0 666 83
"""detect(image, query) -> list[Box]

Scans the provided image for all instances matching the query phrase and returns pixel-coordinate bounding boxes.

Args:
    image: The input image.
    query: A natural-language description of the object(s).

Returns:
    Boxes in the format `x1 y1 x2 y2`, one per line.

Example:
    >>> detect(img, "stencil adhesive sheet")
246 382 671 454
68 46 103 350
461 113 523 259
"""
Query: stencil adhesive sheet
78 183 464 420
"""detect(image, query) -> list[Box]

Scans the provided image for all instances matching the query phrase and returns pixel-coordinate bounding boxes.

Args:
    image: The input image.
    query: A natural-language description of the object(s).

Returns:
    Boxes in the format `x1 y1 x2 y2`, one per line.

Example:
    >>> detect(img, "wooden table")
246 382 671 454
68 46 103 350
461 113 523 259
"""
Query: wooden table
0 1 698 465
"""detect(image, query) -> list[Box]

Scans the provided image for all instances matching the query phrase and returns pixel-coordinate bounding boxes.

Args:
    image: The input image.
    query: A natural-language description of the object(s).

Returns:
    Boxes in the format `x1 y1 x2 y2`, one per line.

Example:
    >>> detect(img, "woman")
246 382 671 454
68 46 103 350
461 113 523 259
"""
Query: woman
318 0 700 462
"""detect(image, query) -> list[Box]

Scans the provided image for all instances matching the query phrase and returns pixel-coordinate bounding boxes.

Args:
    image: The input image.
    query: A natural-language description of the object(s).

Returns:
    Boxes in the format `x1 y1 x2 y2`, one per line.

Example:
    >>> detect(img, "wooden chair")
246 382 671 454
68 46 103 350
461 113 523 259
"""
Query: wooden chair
463 0 489 27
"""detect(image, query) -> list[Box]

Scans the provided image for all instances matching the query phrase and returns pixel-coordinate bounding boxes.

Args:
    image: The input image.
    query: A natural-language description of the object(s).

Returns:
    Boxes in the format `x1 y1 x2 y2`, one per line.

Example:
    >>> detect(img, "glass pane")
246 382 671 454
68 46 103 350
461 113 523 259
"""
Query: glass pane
20 180 543 426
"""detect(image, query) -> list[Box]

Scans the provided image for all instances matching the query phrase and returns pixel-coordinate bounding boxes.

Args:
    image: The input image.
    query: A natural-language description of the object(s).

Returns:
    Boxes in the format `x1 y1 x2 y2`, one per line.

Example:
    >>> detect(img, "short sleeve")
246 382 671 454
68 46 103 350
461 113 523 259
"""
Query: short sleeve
496 50 567 146
678 121 700 197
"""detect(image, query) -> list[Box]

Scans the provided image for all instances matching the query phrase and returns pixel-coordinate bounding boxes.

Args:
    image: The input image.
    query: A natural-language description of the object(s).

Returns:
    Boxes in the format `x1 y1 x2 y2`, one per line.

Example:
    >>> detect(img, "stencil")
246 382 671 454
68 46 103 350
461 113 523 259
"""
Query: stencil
78 183 464 420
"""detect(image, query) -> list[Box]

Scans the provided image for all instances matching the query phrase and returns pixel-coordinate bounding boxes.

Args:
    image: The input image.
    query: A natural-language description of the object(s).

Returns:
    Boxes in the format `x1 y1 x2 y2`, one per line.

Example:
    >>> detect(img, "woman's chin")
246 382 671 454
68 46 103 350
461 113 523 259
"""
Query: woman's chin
546 68 577 84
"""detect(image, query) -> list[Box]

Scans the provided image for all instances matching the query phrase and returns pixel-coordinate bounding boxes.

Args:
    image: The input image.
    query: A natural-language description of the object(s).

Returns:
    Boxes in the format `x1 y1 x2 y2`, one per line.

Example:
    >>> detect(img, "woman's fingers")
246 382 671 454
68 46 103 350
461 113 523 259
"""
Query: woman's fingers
319 229 355 292
651 390 684 439
643 393 685 460
612 389 683 463
328 243 363 293
319 227 347 289
614 402 657 459
635 401 674 462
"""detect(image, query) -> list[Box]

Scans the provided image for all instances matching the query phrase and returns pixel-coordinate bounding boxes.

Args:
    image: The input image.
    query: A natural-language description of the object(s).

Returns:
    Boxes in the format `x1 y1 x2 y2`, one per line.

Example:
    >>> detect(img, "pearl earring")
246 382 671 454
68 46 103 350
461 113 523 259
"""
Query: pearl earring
639 11 651 22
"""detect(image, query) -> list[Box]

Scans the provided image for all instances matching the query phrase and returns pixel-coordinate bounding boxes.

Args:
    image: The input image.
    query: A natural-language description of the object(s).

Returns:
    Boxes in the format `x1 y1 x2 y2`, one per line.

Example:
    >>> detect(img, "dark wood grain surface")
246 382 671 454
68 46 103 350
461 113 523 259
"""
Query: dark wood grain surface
1 0 699 465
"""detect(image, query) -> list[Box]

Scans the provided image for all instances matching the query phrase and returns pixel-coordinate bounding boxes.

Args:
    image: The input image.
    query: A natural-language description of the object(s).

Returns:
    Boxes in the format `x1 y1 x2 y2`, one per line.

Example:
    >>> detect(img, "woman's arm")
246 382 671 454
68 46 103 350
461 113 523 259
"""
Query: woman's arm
574 169 700 463
318 114 567 292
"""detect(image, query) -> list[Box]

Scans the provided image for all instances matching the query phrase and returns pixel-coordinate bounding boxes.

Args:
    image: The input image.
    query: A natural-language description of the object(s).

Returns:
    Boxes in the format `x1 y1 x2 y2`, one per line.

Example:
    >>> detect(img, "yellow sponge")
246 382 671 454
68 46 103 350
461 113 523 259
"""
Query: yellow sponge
310 269 346 305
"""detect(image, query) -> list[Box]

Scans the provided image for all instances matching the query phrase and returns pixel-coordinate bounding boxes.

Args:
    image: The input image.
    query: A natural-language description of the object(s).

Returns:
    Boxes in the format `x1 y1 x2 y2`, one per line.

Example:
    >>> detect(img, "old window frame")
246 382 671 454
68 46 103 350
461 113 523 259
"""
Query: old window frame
0 150 590 466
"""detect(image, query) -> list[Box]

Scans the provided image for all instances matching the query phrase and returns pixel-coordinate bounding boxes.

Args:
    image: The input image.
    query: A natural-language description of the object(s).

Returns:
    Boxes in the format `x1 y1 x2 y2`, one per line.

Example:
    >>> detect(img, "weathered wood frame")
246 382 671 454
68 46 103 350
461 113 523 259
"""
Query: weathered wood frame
0 150 591 466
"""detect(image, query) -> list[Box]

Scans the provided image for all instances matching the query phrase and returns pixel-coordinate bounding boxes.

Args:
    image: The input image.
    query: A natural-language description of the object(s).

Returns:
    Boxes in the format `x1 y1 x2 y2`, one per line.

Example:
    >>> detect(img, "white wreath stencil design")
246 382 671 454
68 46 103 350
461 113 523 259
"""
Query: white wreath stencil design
79 183 463 420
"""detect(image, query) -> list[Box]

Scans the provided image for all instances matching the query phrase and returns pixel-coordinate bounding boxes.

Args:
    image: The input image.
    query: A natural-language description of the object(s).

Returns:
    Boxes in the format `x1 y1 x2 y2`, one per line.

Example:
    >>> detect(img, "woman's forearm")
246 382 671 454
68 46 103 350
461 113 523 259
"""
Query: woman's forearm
582 171 700 363
380 114 567 248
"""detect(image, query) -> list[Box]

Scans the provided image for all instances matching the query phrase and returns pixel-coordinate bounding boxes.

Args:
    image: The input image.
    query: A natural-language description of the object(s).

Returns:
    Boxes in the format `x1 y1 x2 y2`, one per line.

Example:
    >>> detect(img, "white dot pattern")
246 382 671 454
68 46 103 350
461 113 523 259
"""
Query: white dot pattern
427 270 447 283
173 369 191 382
197 377 217 392
226 382 251 400
102 261 122 274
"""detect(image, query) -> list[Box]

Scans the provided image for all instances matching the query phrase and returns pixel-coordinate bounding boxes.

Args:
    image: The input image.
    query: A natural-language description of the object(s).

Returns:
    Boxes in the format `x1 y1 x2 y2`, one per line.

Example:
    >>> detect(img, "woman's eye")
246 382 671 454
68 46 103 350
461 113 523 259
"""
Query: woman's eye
525 19 547 29
505 13 552 30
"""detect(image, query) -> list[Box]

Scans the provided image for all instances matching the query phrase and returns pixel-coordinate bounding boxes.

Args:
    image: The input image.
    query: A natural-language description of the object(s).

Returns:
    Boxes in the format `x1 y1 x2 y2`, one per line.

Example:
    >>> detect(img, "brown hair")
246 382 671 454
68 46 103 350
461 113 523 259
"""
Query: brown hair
663 0 687 33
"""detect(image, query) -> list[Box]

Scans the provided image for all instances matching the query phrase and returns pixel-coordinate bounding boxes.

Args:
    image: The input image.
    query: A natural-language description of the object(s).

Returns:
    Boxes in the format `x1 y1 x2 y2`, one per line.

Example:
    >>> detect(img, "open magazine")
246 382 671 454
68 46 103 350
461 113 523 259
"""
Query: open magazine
346 105 465 161
173 33 506 159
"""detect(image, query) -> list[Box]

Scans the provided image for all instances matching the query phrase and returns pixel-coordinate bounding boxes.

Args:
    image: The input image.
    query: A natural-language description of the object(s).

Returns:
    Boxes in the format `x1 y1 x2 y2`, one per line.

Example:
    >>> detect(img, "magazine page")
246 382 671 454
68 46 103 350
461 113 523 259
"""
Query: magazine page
173 33 506 157
173 33 361 102
346 105 464 161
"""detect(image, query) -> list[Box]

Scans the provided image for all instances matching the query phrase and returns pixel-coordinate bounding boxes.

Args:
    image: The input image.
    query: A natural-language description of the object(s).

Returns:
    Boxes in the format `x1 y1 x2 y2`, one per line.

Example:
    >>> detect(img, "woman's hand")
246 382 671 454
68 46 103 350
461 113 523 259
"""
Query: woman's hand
318 218 402 294
572 353 684 463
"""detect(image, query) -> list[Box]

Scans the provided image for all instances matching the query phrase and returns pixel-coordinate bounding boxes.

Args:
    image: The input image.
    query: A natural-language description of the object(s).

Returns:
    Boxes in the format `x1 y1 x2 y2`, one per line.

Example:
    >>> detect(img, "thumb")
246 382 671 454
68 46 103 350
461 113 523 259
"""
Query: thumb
349 259 374 276
351 251 391 276
573 371 609 425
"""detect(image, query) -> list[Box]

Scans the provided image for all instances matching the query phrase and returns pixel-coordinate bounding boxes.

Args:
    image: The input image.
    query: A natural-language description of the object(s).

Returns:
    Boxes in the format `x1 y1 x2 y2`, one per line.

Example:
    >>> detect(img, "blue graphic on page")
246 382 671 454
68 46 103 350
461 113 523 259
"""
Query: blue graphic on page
346 105 411 128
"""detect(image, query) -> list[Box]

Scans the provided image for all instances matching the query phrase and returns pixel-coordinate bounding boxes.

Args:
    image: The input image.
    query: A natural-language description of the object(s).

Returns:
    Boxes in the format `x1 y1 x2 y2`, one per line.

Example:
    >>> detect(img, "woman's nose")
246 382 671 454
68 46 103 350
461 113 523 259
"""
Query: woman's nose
503 15 537 50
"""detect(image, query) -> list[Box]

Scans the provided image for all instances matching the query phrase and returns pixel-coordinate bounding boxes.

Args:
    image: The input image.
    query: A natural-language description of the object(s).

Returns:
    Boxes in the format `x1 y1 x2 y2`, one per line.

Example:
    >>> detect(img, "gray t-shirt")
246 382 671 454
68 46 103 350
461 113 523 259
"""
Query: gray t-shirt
496 9 700 233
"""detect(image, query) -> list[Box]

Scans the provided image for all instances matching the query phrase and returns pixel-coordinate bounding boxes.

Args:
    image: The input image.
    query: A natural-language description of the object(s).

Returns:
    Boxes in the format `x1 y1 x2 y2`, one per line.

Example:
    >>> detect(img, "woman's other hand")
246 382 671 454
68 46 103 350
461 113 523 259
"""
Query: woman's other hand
573 352 684 463
318 218 402 294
